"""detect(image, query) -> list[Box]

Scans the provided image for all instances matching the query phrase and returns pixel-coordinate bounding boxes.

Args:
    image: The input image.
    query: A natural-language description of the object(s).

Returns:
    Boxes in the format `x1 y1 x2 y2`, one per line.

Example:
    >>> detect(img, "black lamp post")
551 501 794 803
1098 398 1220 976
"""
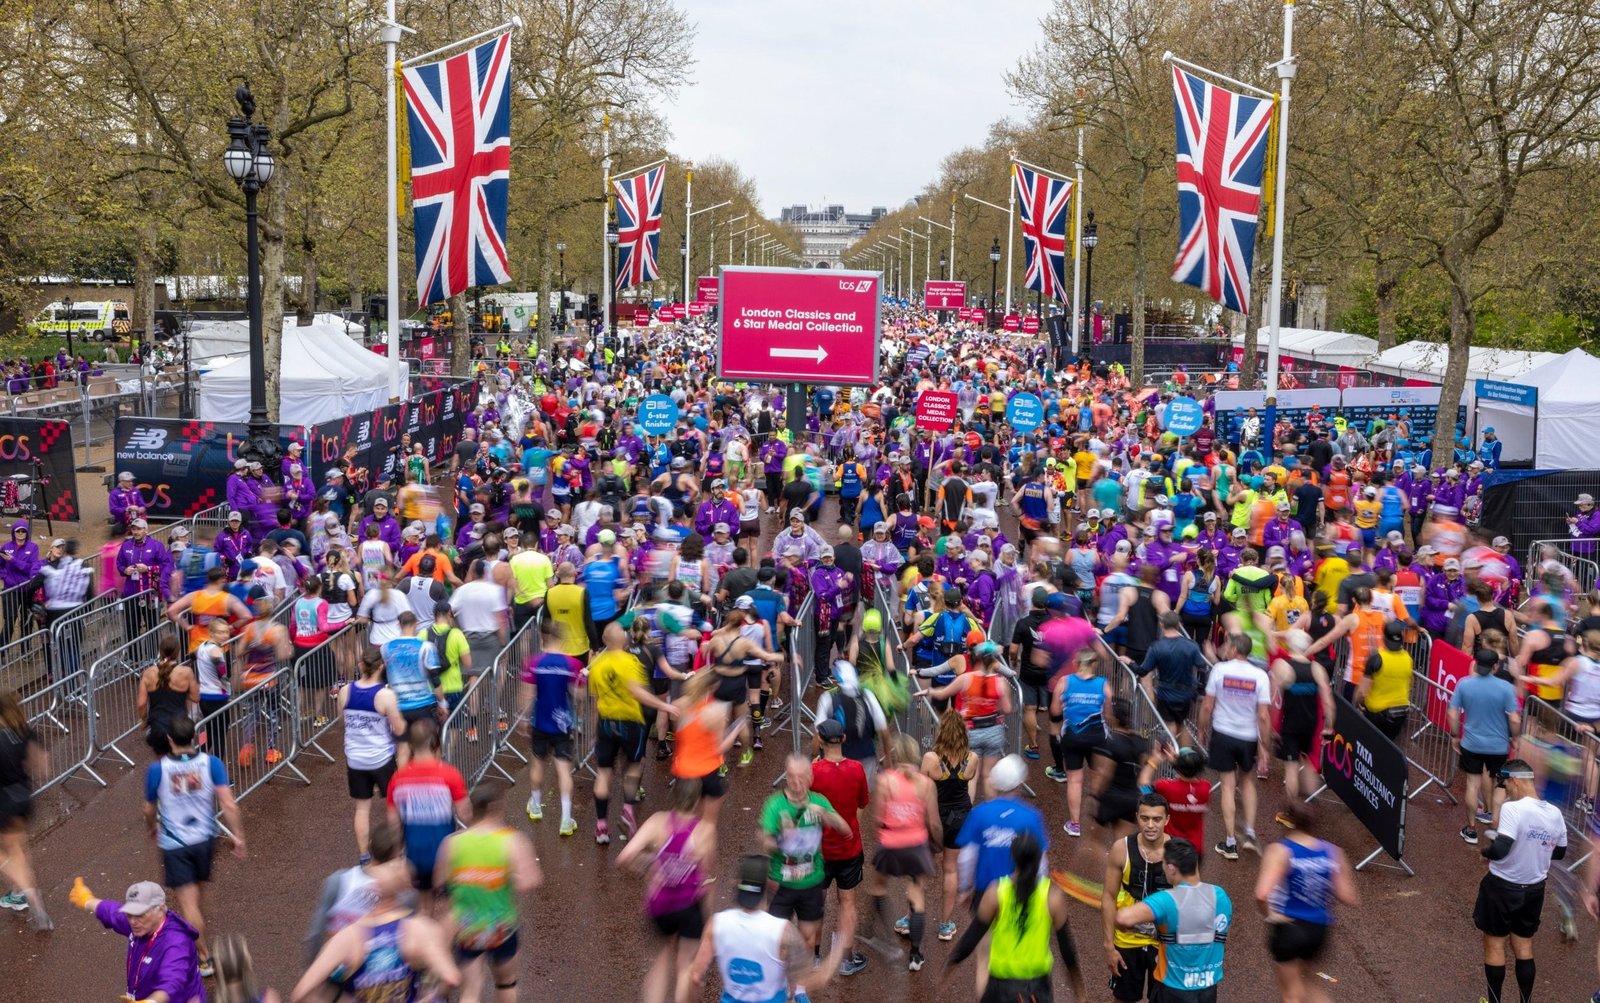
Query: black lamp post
556 241 567 333
606 220 620 342
1081 210 1099 348
988 238 1001 331
59 295 76 368
222 84 277 468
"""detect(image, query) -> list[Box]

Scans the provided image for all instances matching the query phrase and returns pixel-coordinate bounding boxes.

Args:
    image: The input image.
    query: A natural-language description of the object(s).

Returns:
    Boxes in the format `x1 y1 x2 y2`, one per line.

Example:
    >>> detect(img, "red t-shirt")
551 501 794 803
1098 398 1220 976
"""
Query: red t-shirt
1154 777 1213 848
810 756 869 861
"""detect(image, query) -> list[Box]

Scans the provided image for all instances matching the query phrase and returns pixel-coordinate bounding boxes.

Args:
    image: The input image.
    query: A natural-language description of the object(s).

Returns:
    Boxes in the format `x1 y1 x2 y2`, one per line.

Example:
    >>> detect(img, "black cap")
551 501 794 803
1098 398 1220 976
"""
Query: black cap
1383 619 1408 642
817 719 845 743
735 855 768 909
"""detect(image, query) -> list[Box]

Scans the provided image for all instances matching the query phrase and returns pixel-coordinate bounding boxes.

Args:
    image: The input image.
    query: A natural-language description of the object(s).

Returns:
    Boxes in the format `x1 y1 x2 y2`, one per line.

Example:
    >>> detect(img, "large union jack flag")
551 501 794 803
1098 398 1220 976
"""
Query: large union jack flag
403 33 513 307
1171 64 1273 314
1013 164 1073 302
613 165 665 292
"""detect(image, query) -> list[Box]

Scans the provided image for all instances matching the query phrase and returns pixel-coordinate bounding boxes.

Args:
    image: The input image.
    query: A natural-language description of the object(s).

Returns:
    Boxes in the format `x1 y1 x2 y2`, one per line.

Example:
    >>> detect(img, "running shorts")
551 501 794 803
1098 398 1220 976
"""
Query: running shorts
530 728 575 762
1474 873 1546 939
1109 944 1158 1002
1207 732 1259 774
593 718 648 768
650 901 706 940
1267 919 1330 963
767 883 825 923
346 759 397 799
162 841 215 888
822 853 864 891
873 843 935 879
455 930 519 964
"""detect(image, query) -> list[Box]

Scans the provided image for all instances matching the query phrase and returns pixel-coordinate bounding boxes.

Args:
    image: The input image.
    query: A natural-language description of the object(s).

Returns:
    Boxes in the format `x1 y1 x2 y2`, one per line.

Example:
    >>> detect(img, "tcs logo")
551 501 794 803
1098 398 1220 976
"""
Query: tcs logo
1323 732 1357 779
0 435 31 461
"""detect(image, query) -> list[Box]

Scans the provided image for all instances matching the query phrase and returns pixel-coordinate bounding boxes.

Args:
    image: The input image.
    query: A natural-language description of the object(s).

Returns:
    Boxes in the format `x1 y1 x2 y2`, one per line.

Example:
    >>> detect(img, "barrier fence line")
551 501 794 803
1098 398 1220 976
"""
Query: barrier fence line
490 614 540 774
292 622 370 762
0 579 36 648
195 663 310 802
49 589 138 687
441 658 516 791
25 670 106 794
1518 696 1597 871
0 629 52 703
1404 667 1458 804
1525 538 1600 597
86 617 184 768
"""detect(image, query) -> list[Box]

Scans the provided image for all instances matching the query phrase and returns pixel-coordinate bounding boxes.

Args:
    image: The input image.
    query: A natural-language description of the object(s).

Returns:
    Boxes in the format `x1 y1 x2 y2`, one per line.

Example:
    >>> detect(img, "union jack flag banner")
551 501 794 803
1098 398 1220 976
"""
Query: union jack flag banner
403 33 513 306
613 165 665 291
1012 164 1073 302
1171 64 1274 314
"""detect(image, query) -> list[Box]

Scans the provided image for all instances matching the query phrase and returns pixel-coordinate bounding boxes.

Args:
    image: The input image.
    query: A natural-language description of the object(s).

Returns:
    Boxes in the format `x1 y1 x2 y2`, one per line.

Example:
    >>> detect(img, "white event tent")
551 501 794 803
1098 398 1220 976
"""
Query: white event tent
198 315 394 425
1496 348 1600 470
1231 327 1379 368
1365 341 1560 384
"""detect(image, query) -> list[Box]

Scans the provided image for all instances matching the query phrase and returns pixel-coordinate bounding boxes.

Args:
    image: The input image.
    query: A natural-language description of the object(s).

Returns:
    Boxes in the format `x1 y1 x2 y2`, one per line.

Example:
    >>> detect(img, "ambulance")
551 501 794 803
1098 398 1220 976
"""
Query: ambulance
26 300 131 341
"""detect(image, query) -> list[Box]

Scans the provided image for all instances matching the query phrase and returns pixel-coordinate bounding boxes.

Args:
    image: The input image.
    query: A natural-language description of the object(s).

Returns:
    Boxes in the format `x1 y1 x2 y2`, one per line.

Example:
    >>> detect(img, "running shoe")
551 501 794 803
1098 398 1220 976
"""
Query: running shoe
595 820 611 846
1474 810 1494 825
908 950 925 972
560 818 577 837
1274 811 1296 829
28 907 51 932
198 958 215 979
1023 745 1040 760
1578 795 1596 816
655 743 671 762
768 697 784 714
314 715 330 728
265 748 281 766
0 892 26 911
717 764 730 778
1459 826 1479 845
1241 832 1259 855
1215 840 1239 861
938 921 957 941
738 748 754 767
753 735 764 751
527 797 543 822
893 915 910 935
1562 911 1580 942
621 803 637 839
1044 767 1068 783
1063 821 1081 838
839 954 868 976
1589 989 1600 1003
238 743 255 767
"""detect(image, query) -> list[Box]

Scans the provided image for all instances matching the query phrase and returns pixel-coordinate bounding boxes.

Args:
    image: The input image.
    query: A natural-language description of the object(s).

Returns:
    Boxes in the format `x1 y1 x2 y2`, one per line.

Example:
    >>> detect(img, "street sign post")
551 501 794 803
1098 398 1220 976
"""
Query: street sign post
717 266 881 385
915 390 959 430
923 280 967 311
697 276 720 305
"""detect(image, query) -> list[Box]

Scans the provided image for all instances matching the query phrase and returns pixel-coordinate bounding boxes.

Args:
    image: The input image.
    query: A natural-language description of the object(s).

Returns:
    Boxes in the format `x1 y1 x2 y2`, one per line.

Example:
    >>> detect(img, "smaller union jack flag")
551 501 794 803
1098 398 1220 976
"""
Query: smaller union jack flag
403 33 513 307
1171 64 1274 314
613 165 665 292
1013 164 1073 303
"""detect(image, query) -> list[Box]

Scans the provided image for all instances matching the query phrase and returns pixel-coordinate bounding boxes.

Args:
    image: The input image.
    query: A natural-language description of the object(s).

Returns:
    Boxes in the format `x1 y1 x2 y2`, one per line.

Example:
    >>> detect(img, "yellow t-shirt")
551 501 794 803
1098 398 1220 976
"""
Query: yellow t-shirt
589 648 648 723
1314 558 1350 614
543 582 591 656
1267 593 1310 632
1354 498 1382 530
1073 451 1097 482
510 551 554 605
1365 648 1413 713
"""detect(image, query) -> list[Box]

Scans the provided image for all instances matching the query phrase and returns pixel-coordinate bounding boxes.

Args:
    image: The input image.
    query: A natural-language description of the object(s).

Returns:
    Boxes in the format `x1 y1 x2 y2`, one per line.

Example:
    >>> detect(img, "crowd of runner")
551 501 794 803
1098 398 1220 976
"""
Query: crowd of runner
0 305 1594 1002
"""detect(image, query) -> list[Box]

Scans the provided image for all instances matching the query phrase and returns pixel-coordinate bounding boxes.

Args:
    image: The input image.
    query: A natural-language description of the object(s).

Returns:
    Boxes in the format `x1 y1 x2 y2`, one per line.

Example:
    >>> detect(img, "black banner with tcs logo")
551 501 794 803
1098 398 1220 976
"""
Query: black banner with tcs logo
1320 695 1409 862
0 417 79 522
113 418 298 518
304 382 479 487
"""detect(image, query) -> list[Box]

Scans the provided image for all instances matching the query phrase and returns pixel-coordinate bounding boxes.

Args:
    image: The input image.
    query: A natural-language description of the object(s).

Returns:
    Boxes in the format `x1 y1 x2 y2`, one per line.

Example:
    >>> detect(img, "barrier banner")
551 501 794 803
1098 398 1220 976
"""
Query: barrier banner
1321 694 1409 862
1425 638 1474 731
0 418 79 522
114 418 297 518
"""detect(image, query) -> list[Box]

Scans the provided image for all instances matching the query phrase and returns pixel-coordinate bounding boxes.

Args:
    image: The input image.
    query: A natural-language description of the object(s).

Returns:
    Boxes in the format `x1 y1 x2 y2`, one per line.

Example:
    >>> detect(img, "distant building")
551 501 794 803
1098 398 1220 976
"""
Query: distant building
779 204 888 269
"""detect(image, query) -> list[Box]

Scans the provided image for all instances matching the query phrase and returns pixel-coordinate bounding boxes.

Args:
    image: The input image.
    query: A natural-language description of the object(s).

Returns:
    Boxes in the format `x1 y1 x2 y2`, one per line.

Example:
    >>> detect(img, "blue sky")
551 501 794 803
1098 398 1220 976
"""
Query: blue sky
667 0 1042 214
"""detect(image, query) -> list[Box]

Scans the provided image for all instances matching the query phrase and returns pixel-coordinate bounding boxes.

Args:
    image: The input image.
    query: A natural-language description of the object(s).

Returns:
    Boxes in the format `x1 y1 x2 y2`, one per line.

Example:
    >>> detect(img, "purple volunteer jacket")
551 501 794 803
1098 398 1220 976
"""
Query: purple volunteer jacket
94 901 205 1003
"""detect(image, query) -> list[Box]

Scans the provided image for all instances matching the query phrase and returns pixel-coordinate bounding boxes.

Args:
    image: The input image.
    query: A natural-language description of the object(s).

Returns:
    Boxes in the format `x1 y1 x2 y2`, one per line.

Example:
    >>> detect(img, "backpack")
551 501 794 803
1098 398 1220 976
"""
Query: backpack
934 609 969 657
833 691 873 743
425 623 458 676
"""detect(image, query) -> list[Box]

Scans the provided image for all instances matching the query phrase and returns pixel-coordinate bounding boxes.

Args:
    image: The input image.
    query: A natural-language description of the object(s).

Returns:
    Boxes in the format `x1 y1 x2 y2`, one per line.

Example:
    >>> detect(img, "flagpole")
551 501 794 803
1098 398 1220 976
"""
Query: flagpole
1005 153 1017 315
948 194 956 292
1262 0 1296 459
683 163 693 304
1071 123 1085 357
383 4 402 398
600 115 612 345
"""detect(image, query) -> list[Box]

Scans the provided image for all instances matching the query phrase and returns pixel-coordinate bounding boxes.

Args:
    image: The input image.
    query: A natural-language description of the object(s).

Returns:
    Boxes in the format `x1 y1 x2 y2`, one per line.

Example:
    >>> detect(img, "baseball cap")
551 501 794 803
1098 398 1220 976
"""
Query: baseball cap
120 881 166 916
234 458 248 470
1579 494 1595 505
1491 536 1511 548
735 855 769 909
1202 511 1217 521
1384 619 1408 641
325 469 344 481
789 510 806 523
989 754 1027 793
817 719 846 743
170 525 190 539
50 538 65 548
598 529 616 545
713 522 730 534
734 595 757 611
227 509 243 522
504 526 521 539
129 518 148 530
556 524 574 536
1231 527 1247 538
117 471 133 482
861 608 883 632
1100 508 1116 519
469 503 485 515
1386 530 1405 544
872 521 889 534
1444 558 1462 571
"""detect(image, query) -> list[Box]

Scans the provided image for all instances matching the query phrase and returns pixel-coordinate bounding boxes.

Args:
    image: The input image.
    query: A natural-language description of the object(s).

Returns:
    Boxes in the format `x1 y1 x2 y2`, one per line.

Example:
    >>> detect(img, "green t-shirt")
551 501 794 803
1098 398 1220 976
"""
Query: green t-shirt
760 791 835 888
422 623 471 694
443 827 518 950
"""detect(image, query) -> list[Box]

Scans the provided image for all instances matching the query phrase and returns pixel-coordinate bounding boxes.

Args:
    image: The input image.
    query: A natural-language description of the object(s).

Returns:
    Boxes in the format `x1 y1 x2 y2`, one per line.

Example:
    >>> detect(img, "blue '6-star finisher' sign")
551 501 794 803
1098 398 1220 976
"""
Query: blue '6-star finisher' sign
1006 392 1044 434
638 394 680 436
1165 397 1205 437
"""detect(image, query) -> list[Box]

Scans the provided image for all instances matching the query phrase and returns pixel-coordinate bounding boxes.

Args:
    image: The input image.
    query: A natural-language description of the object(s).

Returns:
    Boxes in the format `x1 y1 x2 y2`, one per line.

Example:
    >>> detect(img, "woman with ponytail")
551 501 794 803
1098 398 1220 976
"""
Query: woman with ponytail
136 635 195 756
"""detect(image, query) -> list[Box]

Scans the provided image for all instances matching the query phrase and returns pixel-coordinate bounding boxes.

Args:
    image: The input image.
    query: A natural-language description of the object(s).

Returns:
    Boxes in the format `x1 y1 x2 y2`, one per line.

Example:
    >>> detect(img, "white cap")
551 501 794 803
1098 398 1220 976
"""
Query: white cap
989 754 1027 793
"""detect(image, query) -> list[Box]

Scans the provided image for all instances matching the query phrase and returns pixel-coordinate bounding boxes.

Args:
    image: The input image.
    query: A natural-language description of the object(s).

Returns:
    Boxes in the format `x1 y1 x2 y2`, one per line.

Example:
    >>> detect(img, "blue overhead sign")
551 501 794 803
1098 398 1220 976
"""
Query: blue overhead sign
1475 379 1538 408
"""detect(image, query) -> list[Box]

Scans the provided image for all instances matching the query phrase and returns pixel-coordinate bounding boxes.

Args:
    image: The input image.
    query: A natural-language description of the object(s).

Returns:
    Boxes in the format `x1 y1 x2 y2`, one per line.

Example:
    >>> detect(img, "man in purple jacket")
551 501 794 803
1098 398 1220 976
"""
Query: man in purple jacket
357 496 402 552
116 520 172 600
108 472 149 534
693 481 740 538
214 510 253 581
72 879 204 1003
1569 493 1600 557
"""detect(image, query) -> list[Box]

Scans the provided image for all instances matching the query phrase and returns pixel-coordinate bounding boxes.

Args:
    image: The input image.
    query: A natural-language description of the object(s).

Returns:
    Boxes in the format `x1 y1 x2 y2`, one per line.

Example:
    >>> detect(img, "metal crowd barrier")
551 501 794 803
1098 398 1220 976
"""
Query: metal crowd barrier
48 589 137 684
0 579 35 646
1404 669 1458 803
151 501 232 544
0 629 52 698
489 616 540 774
1525 538 1600 597
292 622 370 760
23 670 106 794
441 661 517 791
1518 696 1597 870
86 618 183 768
194 663 311 800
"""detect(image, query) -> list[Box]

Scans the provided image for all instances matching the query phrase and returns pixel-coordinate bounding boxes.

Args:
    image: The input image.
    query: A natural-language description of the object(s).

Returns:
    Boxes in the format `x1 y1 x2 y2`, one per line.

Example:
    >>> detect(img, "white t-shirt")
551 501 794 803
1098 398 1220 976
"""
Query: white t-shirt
1491 797 1567 884
451 580 509 633
1205 658 1273 742
357 589 410 647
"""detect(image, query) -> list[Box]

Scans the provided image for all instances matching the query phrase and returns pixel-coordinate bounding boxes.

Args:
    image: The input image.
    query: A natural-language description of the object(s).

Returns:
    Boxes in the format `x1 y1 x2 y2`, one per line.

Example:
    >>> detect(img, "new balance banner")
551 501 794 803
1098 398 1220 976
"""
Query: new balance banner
0 418 79 522
114 418 296 518
1321 694 1409 862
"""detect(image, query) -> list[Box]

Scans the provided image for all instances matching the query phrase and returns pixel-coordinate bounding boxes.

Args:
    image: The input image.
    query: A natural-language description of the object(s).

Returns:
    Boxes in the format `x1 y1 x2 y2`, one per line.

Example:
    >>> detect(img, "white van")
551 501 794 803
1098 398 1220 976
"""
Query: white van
27 300 131 341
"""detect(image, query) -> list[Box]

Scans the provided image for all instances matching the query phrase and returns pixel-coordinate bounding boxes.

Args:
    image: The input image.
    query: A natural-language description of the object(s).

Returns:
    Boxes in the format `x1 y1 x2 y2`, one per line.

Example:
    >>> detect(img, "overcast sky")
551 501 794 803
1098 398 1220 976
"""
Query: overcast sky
667 0 1043 215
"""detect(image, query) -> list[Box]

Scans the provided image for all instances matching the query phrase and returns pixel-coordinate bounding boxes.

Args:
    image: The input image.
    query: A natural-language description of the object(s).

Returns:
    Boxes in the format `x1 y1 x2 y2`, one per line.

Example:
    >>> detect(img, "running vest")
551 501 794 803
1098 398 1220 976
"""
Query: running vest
960 672 1004 726
343 681 395 770
1345 608 1387 686
645 813 704 918
194 641 229 700
1365 648 1412 713
1527 629 1571 702
671 700 723 780
187 589 230 651
712 908 790 1003
1270 838 1339 925
444 827 518 951
1114 835 1171 948
1061 674 1106 736
321 866 379 941
340 915 421 1003
877 770 928 850
989 876 1055 980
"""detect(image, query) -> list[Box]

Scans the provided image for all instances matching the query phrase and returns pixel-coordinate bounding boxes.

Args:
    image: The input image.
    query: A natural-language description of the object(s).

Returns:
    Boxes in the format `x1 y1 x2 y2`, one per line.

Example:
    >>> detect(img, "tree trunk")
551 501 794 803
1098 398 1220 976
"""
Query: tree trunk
1374 256 1400 351
1129 164 1148 386
449 291 469 378
1433 252 1474 469
296 227 316 325
261 192 286 423
132 227 157 347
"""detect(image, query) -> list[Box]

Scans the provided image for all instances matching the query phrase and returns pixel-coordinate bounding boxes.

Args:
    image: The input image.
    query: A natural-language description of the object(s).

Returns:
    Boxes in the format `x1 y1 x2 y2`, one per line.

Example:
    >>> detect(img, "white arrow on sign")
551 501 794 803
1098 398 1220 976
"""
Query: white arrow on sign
769 345 829 363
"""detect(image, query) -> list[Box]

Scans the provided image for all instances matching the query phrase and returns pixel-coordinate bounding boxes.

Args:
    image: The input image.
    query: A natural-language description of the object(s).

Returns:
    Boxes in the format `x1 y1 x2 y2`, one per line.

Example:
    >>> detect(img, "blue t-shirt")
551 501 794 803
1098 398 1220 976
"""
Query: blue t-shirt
1147 882 1232 991
523 447 554 485
953 798 1047 894
528 652 581 734
583 557 622 619
145 752 229 850
1449 673 1519 754
382 636 440 712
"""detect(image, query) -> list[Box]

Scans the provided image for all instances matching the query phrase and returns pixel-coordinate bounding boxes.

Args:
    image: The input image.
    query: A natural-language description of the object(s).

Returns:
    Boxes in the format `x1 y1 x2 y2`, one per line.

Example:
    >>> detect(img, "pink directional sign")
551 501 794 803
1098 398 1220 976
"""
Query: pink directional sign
1022 316 1041 334
717 267 881 385
697 276 720 305
924 280 967 310
687 301 709 316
